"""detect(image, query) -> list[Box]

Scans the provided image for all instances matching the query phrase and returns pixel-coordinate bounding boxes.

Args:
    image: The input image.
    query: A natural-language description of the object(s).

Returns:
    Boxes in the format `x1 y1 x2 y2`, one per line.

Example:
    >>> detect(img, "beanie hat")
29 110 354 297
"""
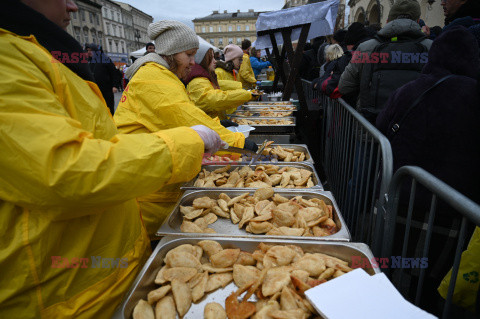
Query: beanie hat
388 0 421 21
333 29 347 45
195 37 215 64
344 22 367 46
223 44 243 62
148 20 199 56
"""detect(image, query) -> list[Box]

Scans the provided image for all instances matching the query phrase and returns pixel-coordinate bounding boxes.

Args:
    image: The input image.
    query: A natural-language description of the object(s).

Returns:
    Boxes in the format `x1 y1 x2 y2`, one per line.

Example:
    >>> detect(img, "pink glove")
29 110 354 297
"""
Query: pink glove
190 125 228 154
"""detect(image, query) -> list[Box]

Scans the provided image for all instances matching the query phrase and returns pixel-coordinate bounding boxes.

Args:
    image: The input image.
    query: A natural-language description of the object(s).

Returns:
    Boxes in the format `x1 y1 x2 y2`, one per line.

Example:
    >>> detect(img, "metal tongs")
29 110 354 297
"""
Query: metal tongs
222 139 269 167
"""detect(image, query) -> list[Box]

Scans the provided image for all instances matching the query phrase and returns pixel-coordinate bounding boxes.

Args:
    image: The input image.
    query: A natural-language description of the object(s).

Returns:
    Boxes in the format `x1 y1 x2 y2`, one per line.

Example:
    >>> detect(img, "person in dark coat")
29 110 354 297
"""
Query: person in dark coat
376 26 480 315
85 43 122 115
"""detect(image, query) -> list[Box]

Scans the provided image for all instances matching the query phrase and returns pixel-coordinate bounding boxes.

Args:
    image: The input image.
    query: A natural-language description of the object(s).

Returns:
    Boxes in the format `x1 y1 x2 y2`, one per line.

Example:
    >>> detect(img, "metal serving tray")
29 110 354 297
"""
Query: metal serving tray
244 101 293 105
230 110 294 117
240 105 298 112
156 189 350 241
262 144 314 164
113 237 380 319
181 162 323 190
230 116 296 133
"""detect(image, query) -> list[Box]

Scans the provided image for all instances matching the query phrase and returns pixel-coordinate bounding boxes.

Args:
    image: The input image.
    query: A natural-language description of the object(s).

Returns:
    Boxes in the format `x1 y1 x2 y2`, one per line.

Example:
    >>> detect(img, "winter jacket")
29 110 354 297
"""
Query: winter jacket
185 63 252 119
0 24 204 319
238 53 257 89
114 61 245 236
88 52 122 114
339 19 433 121
250 56 272 77
376 26 480 206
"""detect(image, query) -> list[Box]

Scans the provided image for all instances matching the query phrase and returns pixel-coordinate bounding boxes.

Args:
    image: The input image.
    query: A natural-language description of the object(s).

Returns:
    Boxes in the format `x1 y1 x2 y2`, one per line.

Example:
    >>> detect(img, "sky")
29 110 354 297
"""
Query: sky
117 0 286 28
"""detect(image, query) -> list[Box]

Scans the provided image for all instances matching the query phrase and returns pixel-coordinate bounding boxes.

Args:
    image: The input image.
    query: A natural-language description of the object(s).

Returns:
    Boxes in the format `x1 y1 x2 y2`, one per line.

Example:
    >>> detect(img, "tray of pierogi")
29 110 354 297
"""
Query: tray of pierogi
114 237 379 319
156 189 350 241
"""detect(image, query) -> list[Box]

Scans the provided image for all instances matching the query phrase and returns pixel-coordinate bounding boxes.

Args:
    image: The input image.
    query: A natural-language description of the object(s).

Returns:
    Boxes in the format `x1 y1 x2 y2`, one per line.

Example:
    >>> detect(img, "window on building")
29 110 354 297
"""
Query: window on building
108 39 113 51
83 27 89 43
113 25 117 37
89 12 93 23
218 26 222 32
246 25 250 31
228 38 233 44
109 10 113 20
119 26 123 38
74 27 81 43
219 38 223 45
91 29 97 44
209 26 213 32
210 38 214 45
96 14 100 25
202 26 206 33
121 41 125 53
72 11 77 19
237 38 241 45
103 8 107 17
117 13 121 22
98 32 103 44
106 23 110 35
114 40 119 52
228 25 232 32
237 25 241 31
81 10 85 21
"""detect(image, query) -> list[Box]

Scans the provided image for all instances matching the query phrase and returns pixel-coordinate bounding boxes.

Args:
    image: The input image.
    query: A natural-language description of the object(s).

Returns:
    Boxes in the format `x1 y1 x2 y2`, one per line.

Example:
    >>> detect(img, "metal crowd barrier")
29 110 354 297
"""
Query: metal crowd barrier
300 79 320 111
382 166 480 318
321 95 393 255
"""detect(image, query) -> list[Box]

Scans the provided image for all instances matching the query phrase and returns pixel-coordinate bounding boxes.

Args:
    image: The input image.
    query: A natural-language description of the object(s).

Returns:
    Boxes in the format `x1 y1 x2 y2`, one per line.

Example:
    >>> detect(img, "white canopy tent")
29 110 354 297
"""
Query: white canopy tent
253 0 339 50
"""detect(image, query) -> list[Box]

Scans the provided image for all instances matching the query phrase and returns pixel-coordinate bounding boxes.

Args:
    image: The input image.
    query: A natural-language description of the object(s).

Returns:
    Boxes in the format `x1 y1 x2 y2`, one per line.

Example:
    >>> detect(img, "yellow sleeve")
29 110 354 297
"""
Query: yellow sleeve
117 72 245 148
218 79 243 91
215 67 234 82
187 77 252 115
239 54 257 89
0 72 203 210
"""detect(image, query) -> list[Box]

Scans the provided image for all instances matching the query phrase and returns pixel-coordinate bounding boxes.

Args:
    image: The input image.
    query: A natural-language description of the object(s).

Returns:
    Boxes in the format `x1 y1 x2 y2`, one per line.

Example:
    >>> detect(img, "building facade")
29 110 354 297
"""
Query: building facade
114 1 136 55
131 7 153 52
348 0 444 28
66 0 104 49
283 0 309 8
193 10 263 49
97 0 128 63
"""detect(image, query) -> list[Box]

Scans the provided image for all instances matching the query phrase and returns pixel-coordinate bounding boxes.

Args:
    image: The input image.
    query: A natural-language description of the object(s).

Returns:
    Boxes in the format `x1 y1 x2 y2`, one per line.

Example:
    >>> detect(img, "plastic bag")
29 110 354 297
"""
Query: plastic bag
438 227 480 312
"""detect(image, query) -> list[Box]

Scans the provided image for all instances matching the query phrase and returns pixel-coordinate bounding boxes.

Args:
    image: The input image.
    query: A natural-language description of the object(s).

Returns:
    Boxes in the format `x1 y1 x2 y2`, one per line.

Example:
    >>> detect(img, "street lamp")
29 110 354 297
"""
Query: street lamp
134 29 140 49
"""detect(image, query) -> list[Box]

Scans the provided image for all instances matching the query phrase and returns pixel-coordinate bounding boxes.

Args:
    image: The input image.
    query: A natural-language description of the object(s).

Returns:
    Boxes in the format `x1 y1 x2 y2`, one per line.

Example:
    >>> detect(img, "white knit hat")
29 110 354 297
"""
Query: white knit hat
195 37 215 64
223 44 243 62
148 20 199 56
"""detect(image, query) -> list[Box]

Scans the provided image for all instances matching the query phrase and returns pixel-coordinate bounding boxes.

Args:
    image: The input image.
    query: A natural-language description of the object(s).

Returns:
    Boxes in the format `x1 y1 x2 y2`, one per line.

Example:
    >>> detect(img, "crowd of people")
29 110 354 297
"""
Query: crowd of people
308 0 480 315
0 0 479 317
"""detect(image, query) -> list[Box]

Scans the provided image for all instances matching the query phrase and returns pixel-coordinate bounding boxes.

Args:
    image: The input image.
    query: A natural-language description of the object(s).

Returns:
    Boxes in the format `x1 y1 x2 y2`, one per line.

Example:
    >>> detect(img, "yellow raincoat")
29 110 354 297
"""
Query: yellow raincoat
238 53 257 89
0 29 204 318
114 62 245 237
215 66 236 82
186 77 252 120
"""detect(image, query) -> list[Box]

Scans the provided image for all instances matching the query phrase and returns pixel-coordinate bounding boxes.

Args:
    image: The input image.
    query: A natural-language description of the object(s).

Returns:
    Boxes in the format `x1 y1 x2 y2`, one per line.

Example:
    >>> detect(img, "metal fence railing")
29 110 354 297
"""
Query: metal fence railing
382 166 480 318
300 79 320 111
321 96 393 255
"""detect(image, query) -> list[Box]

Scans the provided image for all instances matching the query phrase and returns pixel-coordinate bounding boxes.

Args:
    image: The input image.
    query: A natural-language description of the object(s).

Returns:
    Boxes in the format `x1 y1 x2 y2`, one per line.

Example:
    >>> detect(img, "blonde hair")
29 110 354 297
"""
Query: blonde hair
325 44 344 61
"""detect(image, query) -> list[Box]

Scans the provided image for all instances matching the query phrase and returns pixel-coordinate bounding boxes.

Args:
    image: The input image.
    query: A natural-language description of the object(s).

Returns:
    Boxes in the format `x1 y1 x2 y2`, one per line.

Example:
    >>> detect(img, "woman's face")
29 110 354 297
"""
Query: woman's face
174 48 197 80
22 0 78 30
232 57 243 70
256 51 261 58
208 52 216 72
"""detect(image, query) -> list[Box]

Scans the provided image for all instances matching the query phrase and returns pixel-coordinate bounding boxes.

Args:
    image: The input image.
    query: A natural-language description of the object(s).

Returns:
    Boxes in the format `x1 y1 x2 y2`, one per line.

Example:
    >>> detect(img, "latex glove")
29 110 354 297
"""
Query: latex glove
244 139 258 152
220 119 239 128
190 125 227 154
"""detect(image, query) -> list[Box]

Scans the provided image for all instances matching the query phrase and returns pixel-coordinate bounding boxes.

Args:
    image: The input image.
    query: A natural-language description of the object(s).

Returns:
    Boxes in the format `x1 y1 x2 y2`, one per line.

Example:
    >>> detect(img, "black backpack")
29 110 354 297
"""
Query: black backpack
359 34 429 123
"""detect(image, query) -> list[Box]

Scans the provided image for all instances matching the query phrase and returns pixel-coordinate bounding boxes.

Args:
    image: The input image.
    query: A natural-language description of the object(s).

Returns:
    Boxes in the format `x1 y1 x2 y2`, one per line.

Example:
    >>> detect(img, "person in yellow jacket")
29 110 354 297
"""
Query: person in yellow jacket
114 21 256 238
0 1 226 318
238 39 258 89
185 39 252 119
215 43 244 82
